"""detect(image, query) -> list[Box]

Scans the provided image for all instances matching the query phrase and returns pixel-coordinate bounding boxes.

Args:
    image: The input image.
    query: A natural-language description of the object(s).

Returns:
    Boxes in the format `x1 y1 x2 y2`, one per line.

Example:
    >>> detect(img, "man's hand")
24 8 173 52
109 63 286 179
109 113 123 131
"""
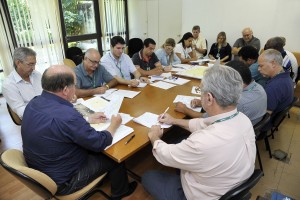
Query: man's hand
158 113 175 125
175 102 188 114
191 99 201 108
94 86 107 94
163 65 172 71
129 79 139 87
148 125 163 145
88 112 107 124
140 77 150 84
106 114 122 136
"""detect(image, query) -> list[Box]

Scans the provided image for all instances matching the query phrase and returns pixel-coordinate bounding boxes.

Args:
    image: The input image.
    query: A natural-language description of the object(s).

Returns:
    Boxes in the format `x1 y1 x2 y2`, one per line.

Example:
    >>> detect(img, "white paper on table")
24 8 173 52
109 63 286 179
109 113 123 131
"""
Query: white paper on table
73 98 85 105
191 86 201 95
150 81 177 90
113 90 140 99
171 67 185 72
81 96 109 112
136 82 147 88
173 64 193 70
173 95 202 112
133 112 172 128
103 95 124 118
162 77 190 85
119 113 134 124
91 123 134 150
96 89 118 98
149 75 164 82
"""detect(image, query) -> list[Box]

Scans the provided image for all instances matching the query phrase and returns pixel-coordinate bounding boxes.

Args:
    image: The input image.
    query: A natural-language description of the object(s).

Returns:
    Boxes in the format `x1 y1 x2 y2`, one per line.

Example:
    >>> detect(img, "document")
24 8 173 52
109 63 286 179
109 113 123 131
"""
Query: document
173 95 202 112
191 86 201 95
150 81 177 90
162 77 190 85
119 113 134 124
103 95 124 118
81 96 109 112
91 123 134 150
133 112 172 128
176 66 208 79
95 89 140 100
173 63 193 70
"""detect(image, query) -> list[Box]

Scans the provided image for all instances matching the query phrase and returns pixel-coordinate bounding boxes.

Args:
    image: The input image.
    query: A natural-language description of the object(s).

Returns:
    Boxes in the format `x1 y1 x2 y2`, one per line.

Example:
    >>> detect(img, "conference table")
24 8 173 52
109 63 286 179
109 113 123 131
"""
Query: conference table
102 73 202 163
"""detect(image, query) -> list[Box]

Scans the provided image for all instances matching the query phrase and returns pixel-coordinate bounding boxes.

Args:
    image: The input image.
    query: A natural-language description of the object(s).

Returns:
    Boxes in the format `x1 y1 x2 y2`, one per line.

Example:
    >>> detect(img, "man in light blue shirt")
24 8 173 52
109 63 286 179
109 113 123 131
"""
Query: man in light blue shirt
101 36 149 87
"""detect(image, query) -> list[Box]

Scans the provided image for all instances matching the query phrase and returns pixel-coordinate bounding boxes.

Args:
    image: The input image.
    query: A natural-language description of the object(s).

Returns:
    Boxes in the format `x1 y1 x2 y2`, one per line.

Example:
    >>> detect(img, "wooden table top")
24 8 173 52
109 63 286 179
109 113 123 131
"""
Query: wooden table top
103 76 201 162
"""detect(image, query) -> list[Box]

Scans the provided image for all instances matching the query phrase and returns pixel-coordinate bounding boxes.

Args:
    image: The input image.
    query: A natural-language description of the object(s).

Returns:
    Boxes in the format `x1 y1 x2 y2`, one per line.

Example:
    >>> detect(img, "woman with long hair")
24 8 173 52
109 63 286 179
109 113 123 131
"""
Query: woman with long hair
208 32 232 62
174 32 197 64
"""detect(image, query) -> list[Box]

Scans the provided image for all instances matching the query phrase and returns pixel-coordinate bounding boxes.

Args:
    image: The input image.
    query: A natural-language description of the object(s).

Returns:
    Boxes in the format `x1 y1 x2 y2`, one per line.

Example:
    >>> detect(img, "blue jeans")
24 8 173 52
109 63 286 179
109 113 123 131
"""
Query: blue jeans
142 170 186 200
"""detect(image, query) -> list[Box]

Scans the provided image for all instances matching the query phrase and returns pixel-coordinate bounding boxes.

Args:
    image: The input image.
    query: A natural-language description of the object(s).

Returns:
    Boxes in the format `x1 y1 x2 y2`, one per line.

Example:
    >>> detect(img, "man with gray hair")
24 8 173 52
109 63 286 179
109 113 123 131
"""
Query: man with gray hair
258 49 294 126
142 66 256 200
2 47 42 119
232 27 261 60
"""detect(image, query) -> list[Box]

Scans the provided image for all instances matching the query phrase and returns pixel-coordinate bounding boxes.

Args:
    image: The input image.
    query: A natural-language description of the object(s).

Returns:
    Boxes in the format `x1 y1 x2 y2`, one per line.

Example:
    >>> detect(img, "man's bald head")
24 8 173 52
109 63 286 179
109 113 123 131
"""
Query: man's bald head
42 65 75 92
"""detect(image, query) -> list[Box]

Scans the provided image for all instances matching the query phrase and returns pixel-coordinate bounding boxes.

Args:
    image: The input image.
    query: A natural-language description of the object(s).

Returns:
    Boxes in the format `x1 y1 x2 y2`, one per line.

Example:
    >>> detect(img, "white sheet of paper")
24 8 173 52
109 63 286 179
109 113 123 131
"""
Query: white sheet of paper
171 67 185 72
133 112 172 128
172 64 193 70
150 81 177 90
136 82 147 88
173 95 202 112
81 96 109 112
162 77 190 85
191 86 201 95
103 95 124 118
119 113 134 124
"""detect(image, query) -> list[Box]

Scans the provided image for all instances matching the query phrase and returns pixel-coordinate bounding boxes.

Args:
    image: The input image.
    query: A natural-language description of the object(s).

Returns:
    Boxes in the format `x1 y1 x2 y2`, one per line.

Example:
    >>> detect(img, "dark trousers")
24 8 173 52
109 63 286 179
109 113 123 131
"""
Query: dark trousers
57 153 129 196
142 170 187 200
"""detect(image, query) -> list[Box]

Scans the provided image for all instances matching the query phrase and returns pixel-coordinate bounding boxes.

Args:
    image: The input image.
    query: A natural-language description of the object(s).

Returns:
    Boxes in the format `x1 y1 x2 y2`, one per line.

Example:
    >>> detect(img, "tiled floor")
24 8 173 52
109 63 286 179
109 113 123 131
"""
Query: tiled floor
1 96 300 199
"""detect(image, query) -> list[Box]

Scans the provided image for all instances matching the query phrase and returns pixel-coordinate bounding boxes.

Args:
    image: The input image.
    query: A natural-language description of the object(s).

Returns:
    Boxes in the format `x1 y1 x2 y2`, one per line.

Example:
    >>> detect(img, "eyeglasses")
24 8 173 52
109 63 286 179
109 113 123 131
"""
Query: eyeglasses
86 57 100 65
22 61 36 67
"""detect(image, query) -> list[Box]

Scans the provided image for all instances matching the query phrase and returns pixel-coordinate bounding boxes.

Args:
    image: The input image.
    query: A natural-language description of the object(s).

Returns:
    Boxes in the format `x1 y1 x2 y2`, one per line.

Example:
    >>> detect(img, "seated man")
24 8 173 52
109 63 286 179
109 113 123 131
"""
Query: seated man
174 61 267 125
192 25 207 59
101 36 149 87
258 49 294 128
74 48 118 98
21 65 137 199
142 65 256 199
232 27 260 60
238 45 268 88
131 38 163 76
2 47 42 119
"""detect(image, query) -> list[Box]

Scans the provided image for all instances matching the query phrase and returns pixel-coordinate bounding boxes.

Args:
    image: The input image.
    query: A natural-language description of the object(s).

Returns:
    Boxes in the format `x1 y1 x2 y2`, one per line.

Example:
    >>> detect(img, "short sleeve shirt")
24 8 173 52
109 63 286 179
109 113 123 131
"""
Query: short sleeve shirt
74 62 114 89
174 43 193 59
131 49 160 71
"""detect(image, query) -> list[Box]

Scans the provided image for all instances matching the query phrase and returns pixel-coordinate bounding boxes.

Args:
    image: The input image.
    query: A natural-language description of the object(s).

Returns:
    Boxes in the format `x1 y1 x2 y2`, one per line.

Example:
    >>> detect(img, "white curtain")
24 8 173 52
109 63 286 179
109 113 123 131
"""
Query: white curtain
0 2 14 76
27 0 64 73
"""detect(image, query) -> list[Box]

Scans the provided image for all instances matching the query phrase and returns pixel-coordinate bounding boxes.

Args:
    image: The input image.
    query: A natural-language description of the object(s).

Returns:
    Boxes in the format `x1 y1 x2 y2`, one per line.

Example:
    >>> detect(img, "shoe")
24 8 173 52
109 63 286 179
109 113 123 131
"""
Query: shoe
111 181 138 200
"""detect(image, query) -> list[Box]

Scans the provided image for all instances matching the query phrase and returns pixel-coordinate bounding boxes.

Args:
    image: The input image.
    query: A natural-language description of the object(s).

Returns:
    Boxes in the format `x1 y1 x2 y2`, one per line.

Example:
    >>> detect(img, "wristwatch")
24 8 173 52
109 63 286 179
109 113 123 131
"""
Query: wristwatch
105 84 110 89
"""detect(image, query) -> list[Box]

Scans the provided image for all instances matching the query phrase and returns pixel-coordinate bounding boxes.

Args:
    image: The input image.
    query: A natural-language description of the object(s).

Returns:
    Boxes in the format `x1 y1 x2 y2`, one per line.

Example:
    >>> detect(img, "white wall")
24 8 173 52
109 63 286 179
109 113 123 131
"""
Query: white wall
182 0 300 52
128 0 300 52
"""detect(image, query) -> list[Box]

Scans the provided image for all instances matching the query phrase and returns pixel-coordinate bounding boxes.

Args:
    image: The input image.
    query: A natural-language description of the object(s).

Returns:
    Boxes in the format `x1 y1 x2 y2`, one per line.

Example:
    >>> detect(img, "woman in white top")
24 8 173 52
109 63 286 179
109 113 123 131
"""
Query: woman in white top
174 32 197 64
155 38 181 71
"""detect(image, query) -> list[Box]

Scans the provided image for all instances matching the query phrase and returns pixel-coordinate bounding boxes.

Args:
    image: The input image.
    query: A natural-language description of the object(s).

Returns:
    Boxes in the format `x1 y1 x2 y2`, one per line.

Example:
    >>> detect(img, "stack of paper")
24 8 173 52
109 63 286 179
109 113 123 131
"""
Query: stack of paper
162 77 190 85
150 81 177 90
173 95 202 112
133 112 172 128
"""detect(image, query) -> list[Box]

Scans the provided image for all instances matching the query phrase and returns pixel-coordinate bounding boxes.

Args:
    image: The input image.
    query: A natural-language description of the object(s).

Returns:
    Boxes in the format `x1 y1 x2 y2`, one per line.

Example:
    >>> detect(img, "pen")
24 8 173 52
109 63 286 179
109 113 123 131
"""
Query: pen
125 134 135 145
159 107 170 120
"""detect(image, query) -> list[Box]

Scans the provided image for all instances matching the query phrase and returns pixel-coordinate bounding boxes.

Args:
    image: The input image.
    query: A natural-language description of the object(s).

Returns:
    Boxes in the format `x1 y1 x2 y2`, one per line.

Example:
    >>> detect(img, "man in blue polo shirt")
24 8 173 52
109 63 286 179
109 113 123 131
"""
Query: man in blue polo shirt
258 49 294 127
74 48 118 98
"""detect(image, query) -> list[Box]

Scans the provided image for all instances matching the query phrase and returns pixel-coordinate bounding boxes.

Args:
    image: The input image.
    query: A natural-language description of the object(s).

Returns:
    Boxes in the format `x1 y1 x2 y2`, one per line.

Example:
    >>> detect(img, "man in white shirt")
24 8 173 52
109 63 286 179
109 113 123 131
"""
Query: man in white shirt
192 25 207 59
142 65 256 200
101 36 149 87
2 47 42 119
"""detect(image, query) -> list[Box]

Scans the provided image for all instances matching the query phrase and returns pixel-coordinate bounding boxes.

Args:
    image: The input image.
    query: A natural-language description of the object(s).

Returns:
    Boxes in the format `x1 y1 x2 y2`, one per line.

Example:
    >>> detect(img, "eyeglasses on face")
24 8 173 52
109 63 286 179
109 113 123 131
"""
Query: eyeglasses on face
86 57 100 65
22 61 36 67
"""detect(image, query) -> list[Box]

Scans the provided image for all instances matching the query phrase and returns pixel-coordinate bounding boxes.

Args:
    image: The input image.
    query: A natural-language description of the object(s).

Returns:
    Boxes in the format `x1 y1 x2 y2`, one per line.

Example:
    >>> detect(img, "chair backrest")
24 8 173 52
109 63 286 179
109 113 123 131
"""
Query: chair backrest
203 39 208 57
127 38 143 58
63 58 76 68
0 149 57 199
66 47 83 66
272 96 299 128
219 169 264 200
253 113 271 139
6 103 22 125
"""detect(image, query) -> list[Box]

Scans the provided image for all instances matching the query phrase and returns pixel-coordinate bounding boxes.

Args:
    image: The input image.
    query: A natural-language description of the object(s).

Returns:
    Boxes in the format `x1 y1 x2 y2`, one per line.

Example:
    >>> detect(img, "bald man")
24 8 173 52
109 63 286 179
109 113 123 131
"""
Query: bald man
232 27 261 59
74 48 118 98
21 65 137 198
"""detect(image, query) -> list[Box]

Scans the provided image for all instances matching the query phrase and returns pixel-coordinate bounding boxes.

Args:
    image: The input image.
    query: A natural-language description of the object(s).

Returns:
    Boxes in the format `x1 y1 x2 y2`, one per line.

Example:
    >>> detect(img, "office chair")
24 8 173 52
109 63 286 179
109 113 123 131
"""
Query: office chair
66 47 84 66
0 149 110 200
7 103 22 125
203 39 208 57
127 38 143 58
63 58 77 68
253 113 271 172
268 96 299 139
219 169 264 200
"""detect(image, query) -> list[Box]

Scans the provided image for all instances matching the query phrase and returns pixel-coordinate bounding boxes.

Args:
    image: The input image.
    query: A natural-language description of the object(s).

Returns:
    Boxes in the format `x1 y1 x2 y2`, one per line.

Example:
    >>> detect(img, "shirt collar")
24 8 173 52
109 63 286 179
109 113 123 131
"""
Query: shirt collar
203 108 238 125
41 90 73 107
12 69 36 83
243 81 256 91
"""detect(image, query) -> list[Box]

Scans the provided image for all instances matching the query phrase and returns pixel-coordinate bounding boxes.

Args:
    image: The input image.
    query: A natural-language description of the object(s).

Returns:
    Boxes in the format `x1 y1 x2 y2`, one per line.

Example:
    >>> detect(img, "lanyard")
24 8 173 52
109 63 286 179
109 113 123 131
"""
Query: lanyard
109 53 124 78
182 46 190 59
211 112 239 125
90 73 96 88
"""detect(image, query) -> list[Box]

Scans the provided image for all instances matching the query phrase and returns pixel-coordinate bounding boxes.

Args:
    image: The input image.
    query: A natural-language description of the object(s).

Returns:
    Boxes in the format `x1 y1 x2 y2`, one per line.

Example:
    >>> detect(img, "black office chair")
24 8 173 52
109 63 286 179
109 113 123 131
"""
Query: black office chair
268 96 299 139
253 113 271 172
203 39 208 57
0 149 110 200
219 169 264 200
66 47 84 66
7 103 22 125
127 38 143 58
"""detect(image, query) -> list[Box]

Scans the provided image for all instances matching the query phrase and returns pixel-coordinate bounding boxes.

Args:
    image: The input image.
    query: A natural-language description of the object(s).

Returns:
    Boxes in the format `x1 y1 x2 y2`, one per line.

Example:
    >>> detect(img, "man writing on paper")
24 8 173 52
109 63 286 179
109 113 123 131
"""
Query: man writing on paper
22 65 137 199
74 48 118 98
101 36 149 87
142 65 256 200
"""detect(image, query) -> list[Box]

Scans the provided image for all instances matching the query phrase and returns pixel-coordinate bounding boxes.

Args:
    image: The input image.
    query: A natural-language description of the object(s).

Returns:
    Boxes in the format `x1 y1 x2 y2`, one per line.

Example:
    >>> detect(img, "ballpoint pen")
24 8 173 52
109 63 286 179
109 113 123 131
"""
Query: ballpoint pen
125 134 135 145
159 107 170 120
